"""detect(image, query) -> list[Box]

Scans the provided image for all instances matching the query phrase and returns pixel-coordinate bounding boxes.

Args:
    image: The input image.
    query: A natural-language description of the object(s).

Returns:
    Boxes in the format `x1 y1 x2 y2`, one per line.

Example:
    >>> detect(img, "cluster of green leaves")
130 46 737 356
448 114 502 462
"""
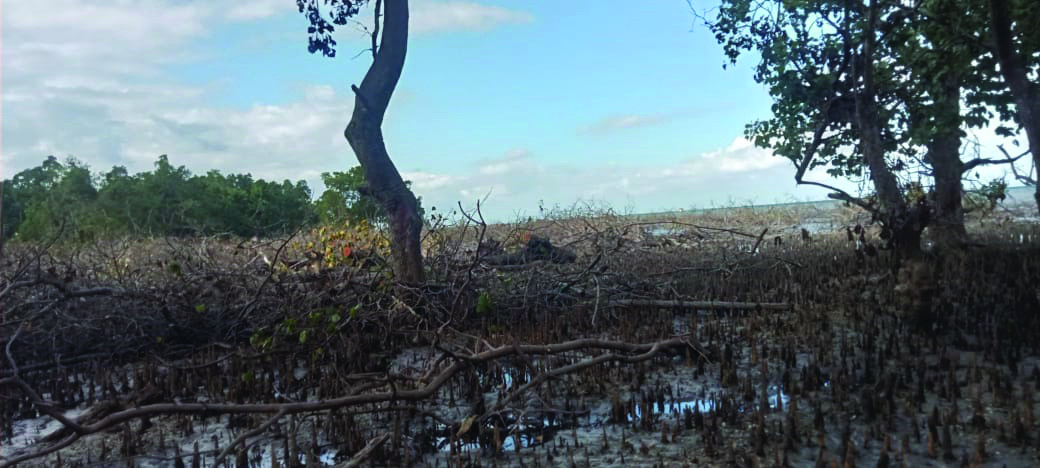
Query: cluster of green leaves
2 155 422 243
314 166 424 226
249 305 357 352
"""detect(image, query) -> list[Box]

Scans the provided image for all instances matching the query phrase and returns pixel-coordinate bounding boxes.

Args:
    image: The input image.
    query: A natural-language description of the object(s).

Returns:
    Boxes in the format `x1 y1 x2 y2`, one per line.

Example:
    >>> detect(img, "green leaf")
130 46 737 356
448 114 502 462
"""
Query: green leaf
476 291 493 315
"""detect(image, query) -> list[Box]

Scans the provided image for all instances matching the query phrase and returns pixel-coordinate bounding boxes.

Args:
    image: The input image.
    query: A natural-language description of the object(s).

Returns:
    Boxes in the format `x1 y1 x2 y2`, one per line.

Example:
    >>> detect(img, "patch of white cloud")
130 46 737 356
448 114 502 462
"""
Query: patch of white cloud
582 113 673 134
411 0 534 34
224 0 295 21
698 137 787 173
476 149 533 175
402 171 459 191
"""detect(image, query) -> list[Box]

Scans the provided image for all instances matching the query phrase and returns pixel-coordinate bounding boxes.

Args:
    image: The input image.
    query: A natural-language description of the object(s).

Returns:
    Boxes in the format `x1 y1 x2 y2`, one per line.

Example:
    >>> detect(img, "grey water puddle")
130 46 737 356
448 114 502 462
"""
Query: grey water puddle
630 387 790 421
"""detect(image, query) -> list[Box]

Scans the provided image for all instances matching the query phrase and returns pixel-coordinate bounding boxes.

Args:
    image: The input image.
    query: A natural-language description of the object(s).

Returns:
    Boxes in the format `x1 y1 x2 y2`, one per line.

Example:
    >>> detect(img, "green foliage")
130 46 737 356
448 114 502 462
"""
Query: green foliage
248 306 350 352
1 155 427 244
315 166 423 226
3 155 316 241
476 290 493 315
964 179 1008 214
315 166 381 225
7 156 99 242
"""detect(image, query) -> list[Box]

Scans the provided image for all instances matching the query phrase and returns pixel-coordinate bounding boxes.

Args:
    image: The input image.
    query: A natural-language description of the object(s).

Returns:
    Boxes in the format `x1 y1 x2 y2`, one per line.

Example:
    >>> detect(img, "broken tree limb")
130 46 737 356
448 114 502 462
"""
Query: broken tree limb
610 299 793 311
340 432 391 468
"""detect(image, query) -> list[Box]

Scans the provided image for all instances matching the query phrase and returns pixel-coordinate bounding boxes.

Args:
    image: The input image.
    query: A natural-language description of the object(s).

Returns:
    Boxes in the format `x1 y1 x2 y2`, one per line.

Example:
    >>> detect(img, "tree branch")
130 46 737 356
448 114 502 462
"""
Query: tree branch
610 299 793 311
961 145 1029 173
342 432 391 467
370 0 382 61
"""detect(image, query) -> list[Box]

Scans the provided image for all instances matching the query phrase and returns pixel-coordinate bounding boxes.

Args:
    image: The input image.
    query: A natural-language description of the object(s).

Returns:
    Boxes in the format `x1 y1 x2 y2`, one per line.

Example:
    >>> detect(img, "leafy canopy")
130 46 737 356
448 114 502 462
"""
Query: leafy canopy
706 0 1021 184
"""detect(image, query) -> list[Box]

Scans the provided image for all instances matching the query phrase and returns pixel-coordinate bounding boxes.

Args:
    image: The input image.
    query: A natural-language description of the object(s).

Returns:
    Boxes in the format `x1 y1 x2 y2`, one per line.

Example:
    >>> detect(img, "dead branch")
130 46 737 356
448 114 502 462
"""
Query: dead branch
962 145 1029 173
340 432 390 467
215 408 288 464
610 299 793 311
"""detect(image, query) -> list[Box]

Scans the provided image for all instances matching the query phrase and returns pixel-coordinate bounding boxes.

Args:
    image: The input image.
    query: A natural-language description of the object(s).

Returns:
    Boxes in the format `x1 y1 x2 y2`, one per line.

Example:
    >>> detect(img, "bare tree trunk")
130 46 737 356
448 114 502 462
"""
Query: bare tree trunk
928 72 968 249
343 0 425 284
989 0 1040 214
856 0 923 258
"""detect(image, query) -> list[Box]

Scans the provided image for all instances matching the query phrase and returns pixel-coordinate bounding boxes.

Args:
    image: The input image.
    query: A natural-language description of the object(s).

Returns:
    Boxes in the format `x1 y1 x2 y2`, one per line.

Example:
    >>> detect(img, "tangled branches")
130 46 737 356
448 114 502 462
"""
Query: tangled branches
0 205 863 466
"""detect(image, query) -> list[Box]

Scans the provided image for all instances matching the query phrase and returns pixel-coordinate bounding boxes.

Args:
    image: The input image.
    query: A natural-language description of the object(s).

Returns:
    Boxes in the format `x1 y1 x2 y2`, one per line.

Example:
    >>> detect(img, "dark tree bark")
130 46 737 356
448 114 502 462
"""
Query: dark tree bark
344 0 425 284
927 72 968 248
989 0 1040 214
855 0 924 258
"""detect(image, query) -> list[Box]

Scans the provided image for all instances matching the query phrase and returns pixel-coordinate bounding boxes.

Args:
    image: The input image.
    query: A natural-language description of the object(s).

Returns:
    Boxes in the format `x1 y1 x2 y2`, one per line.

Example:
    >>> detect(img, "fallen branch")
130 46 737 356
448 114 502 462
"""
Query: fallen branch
610 299 793 311
340 432 391 467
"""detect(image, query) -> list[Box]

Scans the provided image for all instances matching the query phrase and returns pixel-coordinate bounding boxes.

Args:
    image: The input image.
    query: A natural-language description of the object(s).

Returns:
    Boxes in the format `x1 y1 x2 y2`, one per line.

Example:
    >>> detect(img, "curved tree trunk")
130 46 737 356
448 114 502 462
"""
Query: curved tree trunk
990 0 1040 214
344 0 425 284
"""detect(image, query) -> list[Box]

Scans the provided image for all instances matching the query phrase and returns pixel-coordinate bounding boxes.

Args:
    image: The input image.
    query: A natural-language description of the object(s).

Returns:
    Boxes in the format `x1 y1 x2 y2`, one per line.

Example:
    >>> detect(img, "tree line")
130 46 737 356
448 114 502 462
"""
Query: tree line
0 154 414 242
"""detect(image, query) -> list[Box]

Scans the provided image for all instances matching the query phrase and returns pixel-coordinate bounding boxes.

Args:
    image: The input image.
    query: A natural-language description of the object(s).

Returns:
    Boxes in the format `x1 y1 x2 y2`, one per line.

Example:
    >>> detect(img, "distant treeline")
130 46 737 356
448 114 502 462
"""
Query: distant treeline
1 155 418 242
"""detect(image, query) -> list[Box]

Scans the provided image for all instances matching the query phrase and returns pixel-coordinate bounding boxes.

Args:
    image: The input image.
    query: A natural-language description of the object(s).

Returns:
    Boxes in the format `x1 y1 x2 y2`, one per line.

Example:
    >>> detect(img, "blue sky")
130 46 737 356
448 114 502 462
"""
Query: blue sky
0 0 1018 221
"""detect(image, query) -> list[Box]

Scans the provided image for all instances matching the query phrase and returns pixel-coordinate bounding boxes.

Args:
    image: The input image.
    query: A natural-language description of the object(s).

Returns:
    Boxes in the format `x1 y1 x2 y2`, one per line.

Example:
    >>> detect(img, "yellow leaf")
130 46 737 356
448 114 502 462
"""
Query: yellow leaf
457 415 477 437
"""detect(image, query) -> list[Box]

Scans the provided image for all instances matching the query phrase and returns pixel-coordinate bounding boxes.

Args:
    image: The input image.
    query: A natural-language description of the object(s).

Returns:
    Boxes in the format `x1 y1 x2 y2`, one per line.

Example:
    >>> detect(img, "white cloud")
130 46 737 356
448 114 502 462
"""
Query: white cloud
476 149 532 175
460 184 510 200
582 113 673 134
402 171 459 190
698 137 787 173
224 0 295 21
411 0 534 34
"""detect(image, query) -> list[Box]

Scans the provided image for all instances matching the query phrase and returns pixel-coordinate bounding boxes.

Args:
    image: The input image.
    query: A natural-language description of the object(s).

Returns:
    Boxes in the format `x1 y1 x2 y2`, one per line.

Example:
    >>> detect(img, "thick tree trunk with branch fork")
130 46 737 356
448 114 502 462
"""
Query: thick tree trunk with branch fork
853 0 924 258
789 0 925 258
